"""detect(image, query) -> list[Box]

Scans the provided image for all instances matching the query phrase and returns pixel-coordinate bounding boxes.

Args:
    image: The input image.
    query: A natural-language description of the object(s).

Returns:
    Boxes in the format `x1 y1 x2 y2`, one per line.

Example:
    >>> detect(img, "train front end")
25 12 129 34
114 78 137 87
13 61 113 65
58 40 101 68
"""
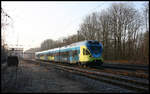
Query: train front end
80 40 103 66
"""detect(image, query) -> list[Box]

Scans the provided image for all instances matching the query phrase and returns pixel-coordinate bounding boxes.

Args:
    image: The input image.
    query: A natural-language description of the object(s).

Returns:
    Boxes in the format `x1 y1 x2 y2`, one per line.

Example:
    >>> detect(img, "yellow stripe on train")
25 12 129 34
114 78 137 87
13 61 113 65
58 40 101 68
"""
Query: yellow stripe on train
48 56 54 61
40 56 45 60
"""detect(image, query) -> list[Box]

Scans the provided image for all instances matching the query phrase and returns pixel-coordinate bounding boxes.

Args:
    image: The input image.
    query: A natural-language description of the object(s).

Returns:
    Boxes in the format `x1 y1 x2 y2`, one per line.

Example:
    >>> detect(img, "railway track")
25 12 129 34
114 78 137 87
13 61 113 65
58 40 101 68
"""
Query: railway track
100 63 148 72
24 59 149 93
27 59 148 72
33 59 148 79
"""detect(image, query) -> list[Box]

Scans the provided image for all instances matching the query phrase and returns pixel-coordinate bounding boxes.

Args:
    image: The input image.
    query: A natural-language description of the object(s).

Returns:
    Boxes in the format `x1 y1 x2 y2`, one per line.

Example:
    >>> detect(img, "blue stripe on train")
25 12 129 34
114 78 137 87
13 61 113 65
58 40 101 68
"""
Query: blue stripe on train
53 47 80 63
42 46 80 63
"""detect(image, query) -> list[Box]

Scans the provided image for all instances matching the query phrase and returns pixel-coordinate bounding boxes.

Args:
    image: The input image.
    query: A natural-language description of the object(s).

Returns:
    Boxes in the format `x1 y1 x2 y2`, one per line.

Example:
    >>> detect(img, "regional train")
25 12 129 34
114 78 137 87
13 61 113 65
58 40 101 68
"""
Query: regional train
35 40 103 66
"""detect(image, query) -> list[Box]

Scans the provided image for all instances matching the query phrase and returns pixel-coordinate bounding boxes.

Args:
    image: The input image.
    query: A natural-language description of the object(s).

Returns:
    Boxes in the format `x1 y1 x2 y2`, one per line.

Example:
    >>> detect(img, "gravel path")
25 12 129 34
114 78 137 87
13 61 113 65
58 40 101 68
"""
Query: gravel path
1 60 134 93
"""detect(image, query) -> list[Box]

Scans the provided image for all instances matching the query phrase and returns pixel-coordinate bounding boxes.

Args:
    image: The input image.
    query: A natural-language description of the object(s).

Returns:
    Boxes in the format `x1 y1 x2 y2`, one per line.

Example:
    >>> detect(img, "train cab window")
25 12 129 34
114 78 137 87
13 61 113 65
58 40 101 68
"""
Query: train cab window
83 48 90 55
88 41 99 45
83 48 86 55
85 49 90 55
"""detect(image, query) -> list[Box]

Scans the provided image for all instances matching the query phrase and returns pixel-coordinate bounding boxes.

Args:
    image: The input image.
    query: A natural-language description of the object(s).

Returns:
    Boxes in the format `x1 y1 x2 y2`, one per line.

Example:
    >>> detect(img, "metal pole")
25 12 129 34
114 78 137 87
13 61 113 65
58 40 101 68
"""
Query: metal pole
77 30 79 41
59 44 60 62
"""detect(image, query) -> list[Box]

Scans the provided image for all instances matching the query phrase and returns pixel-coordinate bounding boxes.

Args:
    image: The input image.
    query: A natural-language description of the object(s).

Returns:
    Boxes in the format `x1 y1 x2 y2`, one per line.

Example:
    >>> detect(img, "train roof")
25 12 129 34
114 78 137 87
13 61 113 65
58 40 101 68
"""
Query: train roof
35 40 100 55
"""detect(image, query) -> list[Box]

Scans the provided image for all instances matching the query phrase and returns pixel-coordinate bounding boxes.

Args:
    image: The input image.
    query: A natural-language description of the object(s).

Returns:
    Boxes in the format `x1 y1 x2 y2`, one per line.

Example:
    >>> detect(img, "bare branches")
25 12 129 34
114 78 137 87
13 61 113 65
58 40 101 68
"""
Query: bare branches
28 3 148 64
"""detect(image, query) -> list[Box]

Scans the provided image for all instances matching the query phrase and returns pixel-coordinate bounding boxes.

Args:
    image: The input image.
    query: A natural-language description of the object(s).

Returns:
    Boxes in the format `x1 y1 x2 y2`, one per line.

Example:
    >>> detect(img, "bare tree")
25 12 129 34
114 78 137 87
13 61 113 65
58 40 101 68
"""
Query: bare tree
143 2 149 32
36 3 146 64
79 12 99 40
40 39 56 50
105 3 143 60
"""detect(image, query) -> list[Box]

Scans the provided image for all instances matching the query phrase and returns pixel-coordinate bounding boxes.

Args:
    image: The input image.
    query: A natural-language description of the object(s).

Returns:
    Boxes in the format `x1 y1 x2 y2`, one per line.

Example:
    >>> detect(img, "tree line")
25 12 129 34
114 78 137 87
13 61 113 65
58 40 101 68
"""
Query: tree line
25 3 149 64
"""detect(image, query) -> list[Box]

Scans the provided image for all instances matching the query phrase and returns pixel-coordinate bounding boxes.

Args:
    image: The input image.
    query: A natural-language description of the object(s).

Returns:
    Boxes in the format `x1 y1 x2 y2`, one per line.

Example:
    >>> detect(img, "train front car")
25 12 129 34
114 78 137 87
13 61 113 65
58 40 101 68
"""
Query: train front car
80 40 103 66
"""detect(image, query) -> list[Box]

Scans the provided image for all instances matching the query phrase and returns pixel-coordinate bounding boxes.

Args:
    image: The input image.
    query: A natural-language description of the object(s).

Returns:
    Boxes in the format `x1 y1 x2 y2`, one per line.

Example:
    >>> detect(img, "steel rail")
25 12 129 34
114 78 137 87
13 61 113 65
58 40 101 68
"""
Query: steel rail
23 59 149 93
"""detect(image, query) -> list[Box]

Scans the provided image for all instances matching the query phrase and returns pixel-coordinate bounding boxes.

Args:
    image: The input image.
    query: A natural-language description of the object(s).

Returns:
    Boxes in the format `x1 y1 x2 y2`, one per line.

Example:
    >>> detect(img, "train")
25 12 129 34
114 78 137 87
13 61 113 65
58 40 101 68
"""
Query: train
35 40 103 66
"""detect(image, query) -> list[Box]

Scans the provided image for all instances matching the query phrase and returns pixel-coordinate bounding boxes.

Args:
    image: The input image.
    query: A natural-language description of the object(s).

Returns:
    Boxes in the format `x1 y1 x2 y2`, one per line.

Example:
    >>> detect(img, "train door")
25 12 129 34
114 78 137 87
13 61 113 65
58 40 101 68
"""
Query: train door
69 50 72 63
45 54 48 61
72 50 79 63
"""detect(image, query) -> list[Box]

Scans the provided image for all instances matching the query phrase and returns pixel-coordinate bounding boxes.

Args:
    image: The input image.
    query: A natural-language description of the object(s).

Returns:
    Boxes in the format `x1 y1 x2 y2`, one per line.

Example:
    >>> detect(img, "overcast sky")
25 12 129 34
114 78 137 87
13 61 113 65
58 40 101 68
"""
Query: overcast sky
1 1 147 51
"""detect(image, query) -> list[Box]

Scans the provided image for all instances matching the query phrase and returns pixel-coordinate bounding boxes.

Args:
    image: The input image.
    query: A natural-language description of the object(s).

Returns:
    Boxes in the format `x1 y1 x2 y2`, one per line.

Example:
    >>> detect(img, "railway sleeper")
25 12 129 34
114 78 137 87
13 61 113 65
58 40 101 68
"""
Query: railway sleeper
55 67 149 93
